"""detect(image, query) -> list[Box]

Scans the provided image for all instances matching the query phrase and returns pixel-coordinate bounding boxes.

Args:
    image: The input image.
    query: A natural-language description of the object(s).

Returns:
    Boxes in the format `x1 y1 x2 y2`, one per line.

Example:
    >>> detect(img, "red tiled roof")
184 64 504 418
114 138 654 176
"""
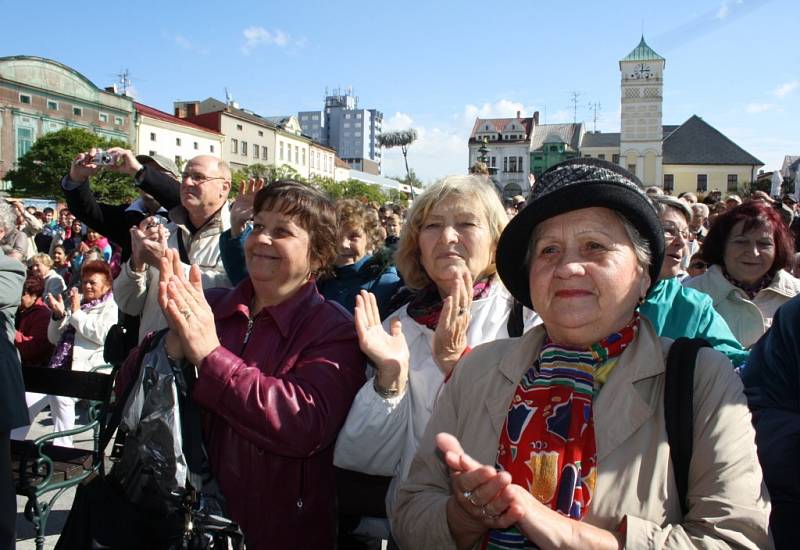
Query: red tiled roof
134 102 222 135
471 117 533 138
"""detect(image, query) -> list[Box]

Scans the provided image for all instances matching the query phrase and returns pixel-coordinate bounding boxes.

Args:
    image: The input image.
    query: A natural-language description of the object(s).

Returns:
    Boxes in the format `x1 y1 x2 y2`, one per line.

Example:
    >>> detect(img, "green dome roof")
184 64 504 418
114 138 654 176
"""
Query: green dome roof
621 36 664 61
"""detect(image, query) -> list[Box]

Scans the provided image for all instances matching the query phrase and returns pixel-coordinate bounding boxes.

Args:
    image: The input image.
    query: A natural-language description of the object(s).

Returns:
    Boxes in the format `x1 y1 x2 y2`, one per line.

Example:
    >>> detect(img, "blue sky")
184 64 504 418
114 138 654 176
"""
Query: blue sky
5 0 798 183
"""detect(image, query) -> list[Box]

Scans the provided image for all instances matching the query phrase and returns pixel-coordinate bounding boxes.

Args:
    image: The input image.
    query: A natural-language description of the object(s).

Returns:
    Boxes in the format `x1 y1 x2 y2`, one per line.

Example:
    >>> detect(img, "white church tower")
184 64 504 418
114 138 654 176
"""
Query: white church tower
619 36 665 186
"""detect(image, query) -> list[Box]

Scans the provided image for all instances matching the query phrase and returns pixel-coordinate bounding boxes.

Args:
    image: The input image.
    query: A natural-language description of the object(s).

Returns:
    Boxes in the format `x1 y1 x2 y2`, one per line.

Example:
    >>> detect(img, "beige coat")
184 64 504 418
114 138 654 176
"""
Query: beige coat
686 265 800 347
393 320 772 549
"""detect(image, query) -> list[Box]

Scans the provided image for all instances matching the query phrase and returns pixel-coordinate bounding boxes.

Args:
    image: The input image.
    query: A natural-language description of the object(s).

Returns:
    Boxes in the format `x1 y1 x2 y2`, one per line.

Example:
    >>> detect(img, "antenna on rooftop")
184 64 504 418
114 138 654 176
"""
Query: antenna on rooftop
225 87 233 105
116 69 132 96
569 91 582 123
588 101 601 132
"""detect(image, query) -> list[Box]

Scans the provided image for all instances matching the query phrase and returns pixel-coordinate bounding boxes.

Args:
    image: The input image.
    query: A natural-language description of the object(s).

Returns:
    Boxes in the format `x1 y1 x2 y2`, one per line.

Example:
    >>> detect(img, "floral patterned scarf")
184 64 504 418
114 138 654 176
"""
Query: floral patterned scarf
48 291 113 370
722 266 773 300
484 314 639 549
406 277 491 330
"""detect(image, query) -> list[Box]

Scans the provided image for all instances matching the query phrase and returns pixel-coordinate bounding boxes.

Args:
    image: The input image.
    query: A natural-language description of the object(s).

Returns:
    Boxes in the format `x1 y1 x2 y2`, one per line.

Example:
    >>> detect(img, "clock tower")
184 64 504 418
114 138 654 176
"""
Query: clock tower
619 36 665 187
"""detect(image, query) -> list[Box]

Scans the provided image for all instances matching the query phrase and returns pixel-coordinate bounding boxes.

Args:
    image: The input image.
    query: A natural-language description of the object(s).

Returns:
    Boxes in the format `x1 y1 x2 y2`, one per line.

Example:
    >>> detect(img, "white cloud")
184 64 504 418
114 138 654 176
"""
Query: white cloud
715 0 743 20
775 80 799 98
241 26 303 54
745 102 775 114
380 99 539 183
384 112 414 131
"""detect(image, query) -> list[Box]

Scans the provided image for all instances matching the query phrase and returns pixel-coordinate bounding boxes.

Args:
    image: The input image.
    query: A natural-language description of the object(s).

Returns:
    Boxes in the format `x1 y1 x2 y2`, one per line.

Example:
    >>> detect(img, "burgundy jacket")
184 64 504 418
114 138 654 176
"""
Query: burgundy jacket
15 299 54 368
116 279 365 548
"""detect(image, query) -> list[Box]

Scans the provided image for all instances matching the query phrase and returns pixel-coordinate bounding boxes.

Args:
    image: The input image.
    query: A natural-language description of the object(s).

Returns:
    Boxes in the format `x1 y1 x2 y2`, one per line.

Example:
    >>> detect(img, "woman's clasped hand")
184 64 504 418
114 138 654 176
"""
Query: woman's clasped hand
157 247 220 365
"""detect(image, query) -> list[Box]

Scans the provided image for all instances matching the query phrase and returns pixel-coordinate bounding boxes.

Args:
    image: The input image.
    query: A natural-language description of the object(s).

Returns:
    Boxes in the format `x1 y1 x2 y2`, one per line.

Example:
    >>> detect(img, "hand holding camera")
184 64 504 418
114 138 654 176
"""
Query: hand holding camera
130 216 171 272
69 148 111 183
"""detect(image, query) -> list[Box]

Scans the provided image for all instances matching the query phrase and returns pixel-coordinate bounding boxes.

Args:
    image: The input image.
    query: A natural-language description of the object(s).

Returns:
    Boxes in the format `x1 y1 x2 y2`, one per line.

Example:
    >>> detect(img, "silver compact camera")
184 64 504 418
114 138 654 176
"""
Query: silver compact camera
92 150 115 166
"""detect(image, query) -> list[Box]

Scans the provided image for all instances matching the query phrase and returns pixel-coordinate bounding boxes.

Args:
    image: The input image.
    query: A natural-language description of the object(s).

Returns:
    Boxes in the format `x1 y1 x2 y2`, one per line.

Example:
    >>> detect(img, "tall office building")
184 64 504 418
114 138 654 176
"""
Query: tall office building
299 88 383 175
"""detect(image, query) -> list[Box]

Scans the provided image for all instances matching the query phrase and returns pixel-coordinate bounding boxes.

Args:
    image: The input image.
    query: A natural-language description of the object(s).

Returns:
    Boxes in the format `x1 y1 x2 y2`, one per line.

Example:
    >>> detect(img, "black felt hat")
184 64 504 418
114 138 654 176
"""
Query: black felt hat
496 158 665 309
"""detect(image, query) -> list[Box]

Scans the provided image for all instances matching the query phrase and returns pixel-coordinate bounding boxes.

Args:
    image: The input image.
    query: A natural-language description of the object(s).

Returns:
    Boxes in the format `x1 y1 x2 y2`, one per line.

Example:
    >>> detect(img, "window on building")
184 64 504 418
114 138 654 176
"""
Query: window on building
598 154 606 160
150 132 157 141
344 122 351 128
258 130 264 137
584 154 592 158
114 116 123 125
149 150 156 157
354 131 361 137
193 142 198 150
549 145 558 152
73 107 82 117
664 174 674 192
210 144 215 153
262 146 268 160
231 139 238 154
176 138 182 146
355 122 361 128
534 155 542 161
317 152 320 169
503 157 509 173
19 94 32 104
242 141 248 156
727 174 738 191
612 154 620 164
491 156 496 167
302 149 306 165
254 146 259 159
294 146 299 164
280 142 284 161
356 113 362 119
628 164 637 174
696 174 708 192
47 100 58 110
236 124 243 131
99 113 108 123
16 127 34 159
301 115 308 121
345 113 351 119
509 156 519 173
312 115 319 121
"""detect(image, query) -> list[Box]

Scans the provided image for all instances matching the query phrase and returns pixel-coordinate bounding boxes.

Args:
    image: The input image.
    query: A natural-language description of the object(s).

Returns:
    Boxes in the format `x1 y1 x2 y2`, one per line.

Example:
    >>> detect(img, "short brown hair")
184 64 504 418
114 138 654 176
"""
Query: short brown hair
336 199 384 251
80 260 113 287
701 201 795 276
253 180 338 276
23 274 45 298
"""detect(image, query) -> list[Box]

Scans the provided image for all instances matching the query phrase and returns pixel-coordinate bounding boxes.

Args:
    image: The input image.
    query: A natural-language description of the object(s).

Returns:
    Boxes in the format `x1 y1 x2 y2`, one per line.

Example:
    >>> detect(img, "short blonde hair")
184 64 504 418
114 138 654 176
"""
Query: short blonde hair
31 252 53 269
395 175 508 290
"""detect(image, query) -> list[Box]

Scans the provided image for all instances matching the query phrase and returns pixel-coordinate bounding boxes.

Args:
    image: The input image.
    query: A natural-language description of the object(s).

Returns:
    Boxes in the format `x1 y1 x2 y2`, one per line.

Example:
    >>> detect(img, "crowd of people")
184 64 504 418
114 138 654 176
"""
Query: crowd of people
1 150 798 549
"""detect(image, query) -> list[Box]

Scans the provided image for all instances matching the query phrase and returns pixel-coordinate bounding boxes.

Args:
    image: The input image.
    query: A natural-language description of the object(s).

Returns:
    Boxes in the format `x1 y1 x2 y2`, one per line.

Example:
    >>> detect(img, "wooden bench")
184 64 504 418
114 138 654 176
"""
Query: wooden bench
11 365 117 550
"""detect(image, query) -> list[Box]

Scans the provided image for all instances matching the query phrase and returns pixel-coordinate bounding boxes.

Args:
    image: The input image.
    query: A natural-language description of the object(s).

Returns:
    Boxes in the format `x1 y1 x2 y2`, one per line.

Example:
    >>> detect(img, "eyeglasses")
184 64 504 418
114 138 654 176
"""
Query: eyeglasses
181 172 226 184
663 225 691 241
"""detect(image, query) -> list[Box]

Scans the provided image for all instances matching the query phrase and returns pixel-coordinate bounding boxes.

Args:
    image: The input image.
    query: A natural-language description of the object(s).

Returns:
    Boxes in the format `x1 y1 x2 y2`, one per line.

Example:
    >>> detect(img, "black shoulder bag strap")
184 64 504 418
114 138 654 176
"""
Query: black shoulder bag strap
176 230 191 265
664 337 710 517
506 299 525 338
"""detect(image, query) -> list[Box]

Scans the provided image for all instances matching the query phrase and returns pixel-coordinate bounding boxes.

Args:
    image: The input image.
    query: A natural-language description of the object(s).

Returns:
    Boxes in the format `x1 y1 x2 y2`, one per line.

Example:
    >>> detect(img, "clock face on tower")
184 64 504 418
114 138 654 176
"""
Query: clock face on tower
629 63 652 80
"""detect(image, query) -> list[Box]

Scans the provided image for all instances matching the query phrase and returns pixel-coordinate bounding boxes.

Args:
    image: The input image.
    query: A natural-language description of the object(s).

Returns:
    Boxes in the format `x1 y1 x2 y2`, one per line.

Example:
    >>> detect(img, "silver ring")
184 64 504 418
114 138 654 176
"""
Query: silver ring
463 490 479 507
181 310 192 320
481 505 488 517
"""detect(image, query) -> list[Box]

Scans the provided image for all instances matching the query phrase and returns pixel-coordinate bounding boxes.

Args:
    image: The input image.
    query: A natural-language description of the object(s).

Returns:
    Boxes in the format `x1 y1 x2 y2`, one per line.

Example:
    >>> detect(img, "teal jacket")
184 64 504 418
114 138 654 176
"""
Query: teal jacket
640 277 749 366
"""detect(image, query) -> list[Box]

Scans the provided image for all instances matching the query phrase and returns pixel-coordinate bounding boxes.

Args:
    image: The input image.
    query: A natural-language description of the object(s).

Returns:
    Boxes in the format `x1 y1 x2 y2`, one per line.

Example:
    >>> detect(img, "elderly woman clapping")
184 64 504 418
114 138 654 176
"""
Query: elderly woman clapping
334 176 538 531
392 160 771 549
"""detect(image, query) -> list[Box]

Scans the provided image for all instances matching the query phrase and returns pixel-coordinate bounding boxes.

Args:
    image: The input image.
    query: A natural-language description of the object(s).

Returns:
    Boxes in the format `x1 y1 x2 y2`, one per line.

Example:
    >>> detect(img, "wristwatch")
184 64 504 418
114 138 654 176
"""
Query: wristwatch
373 377 400 399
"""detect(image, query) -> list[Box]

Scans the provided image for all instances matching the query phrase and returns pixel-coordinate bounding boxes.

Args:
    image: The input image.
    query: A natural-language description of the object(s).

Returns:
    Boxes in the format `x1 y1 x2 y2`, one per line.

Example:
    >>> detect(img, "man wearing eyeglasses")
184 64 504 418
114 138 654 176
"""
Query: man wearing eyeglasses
113 154 233 342
639 195 748 366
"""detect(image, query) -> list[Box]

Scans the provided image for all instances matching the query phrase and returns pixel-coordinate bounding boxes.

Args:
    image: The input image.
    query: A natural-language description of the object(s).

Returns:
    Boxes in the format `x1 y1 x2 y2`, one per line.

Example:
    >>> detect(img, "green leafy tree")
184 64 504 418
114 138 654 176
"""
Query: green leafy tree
231 163 302 185
5 128 136 203
312 176 389 204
